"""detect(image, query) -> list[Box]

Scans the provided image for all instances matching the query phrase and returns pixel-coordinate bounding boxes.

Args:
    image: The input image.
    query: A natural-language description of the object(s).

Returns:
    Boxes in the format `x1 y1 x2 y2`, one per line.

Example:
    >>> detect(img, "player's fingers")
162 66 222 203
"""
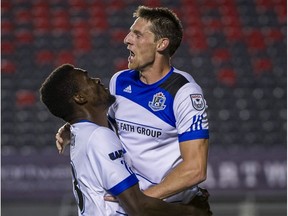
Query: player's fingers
55 132 65 154
56 132 64 143
104 196 118 202
56 141 63 154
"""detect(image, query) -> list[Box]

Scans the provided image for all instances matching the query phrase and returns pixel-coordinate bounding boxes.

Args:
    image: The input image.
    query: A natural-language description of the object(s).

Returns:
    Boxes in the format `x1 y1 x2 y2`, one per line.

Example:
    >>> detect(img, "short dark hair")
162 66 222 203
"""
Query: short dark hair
39 64 79 122
133 5 183 56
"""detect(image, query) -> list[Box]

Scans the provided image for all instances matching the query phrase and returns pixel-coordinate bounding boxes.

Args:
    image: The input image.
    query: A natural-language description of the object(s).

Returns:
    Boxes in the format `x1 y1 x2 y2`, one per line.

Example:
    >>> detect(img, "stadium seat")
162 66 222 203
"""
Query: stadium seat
35 50 54 65
16 90 36 107
1 40 15 55
1 59 16 74
55 51 75 66
1 20 14 35
245 29 266 53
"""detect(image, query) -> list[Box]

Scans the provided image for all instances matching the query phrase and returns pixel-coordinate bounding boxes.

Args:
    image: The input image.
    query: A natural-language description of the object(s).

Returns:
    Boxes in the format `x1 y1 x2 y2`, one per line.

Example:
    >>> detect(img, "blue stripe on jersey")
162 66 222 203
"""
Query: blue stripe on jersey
108 174 139 196
178 129 209 142
115 69 180 127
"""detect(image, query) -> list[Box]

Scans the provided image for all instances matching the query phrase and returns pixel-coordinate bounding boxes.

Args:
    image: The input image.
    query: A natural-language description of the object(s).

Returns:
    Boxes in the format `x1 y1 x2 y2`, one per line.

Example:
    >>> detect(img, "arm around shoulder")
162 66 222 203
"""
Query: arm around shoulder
117 184 209 216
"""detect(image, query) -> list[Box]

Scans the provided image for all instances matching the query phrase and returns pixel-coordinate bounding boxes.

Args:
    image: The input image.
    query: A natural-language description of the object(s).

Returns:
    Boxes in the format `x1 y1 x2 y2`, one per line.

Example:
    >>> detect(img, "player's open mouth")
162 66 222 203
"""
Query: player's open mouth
128 50 135 62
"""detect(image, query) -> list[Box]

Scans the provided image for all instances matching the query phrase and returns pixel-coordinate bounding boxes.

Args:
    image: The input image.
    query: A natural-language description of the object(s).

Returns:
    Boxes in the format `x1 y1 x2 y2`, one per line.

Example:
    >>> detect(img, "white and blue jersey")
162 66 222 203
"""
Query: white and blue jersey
70 121 138 216
108 67 209 203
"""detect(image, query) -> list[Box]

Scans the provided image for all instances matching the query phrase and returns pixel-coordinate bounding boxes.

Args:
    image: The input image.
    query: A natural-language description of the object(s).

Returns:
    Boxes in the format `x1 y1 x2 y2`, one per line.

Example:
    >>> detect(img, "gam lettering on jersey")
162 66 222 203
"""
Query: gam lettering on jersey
109 149 124 161
117 122 162 138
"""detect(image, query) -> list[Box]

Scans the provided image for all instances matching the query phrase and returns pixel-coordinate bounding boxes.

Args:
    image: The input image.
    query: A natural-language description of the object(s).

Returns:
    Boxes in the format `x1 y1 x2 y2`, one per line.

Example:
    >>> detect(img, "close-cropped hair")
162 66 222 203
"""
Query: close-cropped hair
134 5 183 56
39 63 79 121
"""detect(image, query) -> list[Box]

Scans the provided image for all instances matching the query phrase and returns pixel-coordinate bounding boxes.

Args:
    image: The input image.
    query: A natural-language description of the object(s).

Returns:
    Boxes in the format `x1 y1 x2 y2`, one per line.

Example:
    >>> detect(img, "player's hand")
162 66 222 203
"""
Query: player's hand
104 195 118 202
186 188 213 216
56 123 71 154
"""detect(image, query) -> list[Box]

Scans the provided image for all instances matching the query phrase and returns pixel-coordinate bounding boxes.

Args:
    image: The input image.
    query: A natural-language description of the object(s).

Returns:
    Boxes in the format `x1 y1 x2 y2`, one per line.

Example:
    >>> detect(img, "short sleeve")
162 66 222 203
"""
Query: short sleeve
86 127 138 195
174 83 209 142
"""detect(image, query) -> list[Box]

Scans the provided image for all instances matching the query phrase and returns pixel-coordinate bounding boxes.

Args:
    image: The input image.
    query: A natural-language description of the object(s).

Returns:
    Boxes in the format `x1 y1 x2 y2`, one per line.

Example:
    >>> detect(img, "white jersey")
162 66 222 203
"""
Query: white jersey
108 67 209 203
70 121 138 216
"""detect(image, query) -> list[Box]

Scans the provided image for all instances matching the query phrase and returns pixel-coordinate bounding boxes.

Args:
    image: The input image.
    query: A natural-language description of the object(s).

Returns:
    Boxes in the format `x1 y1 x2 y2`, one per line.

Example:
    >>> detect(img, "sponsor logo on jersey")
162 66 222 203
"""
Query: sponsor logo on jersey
108 149 124 161
190 94 205 111
117 122 162 138
148 92 166 111
123 85 132 93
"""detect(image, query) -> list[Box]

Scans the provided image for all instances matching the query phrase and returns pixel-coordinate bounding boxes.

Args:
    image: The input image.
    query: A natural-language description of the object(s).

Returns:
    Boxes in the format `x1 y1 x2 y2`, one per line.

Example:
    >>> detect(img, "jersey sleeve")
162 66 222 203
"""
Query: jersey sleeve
86 127 138 196
174 83 209 142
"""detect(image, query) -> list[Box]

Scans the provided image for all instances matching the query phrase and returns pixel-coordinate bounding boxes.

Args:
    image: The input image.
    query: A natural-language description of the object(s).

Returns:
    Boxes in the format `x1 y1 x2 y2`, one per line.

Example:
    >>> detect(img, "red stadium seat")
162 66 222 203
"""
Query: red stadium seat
245 29 266 53
274 1 286 24
145 0 161 7
32 3 50 18
69 0 87 9
51 9 70 33
212 48 231 65
15 30 34 44
73 36 92 52
110 29 127 44
89 7 108 33
35 50 54 65
14 8 32 24
16 90 36 107
1 40 15 55
252 57 273 75
224 27 244 42
114 58 128 72
1 59 16 74
33 17 51 34
203 18 223 34
186 29 208 53
1 0 12 13
1 20 14 35
107 0 125 11
217 68 237 87
264 28 284 44
55 50 75 66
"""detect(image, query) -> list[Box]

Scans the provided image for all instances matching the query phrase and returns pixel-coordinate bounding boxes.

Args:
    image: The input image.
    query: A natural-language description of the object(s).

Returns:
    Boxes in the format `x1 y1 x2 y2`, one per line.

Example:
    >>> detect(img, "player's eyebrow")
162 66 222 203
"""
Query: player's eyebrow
131 29 142 36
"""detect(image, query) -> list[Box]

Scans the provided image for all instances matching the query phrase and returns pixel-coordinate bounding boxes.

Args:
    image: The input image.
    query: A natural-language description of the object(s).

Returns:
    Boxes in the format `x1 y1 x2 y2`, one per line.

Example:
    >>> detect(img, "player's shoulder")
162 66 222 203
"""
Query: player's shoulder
172 68 204 96
173 67 196 83
81 124 120 149
72 122 116 139
90 126 118 139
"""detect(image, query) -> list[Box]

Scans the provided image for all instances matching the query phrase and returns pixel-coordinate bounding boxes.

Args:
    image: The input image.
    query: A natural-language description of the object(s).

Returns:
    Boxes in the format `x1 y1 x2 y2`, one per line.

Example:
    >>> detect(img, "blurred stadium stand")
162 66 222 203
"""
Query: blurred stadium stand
1 0 286 215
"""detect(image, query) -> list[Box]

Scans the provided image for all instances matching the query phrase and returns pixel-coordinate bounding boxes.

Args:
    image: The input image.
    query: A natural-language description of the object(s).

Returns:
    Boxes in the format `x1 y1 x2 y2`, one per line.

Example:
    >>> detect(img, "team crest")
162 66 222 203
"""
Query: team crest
149 92 166 111
190 94 205 111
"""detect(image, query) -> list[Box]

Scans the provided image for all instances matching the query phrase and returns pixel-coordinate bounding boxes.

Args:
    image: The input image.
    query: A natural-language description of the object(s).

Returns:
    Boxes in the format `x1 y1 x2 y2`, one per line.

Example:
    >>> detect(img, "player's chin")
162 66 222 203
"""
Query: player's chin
127 62 136 70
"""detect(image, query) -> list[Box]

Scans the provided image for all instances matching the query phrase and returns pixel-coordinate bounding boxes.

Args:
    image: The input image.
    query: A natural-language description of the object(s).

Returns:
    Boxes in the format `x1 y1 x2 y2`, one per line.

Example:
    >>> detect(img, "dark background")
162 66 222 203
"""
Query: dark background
1 0 286 215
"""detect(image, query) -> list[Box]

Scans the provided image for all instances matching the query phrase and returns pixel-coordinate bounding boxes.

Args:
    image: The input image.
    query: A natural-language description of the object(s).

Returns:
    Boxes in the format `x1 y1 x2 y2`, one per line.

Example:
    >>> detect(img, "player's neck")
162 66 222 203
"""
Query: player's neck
69 110 109 128
139 60 171 84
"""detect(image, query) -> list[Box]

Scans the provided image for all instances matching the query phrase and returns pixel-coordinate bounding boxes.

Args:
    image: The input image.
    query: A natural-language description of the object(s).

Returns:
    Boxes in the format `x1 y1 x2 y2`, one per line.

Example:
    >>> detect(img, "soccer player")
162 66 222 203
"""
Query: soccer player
56 5 212 214
40 64 210 216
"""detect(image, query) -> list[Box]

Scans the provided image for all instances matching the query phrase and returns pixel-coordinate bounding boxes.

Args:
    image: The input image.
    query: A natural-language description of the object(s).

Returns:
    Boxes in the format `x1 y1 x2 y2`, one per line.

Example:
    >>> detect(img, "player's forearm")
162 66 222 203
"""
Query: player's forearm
137 196 205 216
143 162 206 200
119 185 200 216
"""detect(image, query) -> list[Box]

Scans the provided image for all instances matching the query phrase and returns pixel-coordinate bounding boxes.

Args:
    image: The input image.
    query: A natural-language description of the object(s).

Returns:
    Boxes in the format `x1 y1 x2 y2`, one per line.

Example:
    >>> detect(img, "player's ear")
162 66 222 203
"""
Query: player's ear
157 38 169 52
73 94 87 104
